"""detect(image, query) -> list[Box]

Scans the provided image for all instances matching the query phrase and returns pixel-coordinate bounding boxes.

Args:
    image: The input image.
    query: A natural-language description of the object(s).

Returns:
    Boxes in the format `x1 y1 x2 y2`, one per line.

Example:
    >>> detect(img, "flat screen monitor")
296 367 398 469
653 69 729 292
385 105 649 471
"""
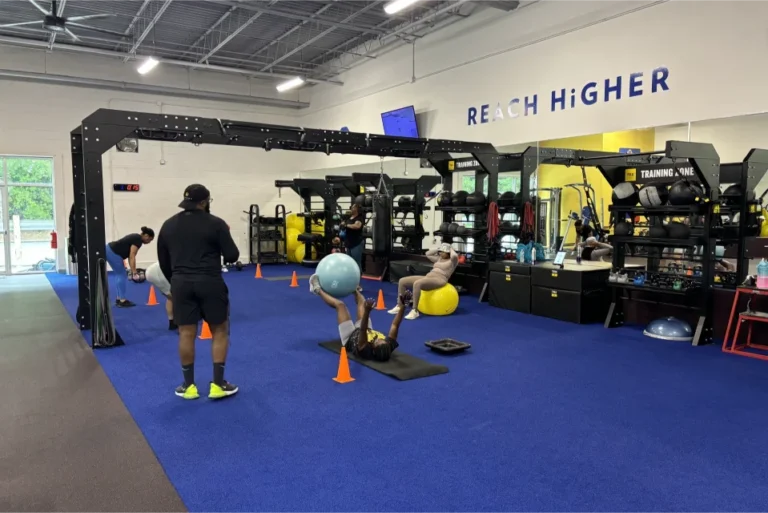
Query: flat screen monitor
381 106 419 138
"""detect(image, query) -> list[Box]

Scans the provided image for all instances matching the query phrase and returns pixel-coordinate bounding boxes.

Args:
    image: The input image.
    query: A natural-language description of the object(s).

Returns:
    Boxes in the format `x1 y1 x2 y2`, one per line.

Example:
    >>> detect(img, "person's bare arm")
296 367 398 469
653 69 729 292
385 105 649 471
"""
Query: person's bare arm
450 248 459 265
425 248 439 262
128 245 139 275
347 219 363 230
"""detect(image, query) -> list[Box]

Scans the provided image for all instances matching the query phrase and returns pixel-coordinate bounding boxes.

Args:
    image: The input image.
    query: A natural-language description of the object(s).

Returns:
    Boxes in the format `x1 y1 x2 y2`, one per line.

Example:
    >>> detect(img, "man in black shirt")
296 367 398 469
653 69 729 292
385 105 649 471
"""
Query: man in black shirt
157 184 240 400
343 203 365 271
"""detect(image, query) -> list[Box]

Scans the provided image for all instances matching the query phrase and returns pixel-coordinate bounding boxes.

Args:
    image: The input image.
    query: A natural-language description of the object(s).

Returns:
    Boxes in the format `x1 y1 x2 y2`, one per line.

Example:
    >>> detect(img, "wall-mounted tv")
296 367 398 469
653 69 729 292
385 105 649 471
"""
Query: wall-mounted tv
381 106 419 138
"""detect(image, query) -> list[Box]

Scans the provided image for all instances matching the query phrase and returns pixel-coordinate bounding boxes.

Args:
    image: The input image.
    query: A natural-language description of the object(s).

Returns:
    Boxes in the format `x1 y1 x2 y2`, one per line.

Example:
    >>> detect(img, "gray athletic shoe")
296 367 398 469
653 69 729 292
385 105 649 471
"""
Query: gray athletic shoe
309 274 321 295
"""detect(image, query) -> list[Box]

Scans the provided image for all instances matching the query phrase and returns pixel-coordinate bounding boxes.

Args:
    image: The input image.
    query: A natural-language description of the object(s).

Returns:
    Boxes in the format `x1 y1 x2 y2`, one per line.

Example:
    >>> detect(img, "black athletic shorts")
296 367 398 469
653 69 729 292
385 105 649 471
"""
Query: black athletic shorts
171 276 229 326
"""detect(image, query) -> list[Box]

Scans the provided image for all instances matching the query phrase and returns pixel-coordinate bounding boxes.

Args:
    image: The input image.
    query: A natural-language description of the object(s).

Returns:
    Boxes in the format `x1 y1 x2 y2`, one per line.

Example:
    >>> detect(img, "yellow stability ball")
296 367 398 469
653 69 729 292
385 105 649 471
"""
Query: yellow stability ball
286 228 301 262
311 220 325 234
761 209 768 238
294 244 317 263
286 213 304 233
418 284 459 316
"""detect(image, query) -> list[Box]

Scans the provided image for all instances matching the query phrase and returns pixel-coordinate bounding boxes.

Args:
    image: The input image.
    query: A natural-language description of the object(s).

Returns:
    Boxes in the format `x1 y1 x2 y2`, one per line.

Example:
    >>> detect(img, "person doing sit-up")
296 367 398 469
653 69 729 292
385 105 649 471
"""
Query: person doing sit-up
390 243 458 320
309 275 409 362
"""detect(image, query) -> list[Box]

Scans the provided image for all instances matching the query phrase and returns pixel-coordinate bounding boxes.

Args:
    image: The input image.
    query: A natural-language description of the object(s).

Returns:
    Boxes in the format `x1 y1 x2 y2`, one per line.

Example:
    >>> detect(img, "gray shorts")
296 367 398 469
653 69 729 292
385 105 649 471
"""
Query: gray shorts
339 319 373 348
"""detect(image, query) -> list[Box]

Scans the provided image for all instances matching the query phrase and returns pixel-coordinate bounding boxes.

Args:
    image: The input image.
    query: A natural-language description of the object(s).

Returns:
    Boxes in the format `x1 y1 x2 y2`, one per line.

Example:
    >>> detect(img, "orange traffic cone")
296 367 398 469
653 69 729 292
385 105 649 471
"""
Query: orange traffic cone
375 289 386 310
333 347 355 384
289 271 299 288
146 285 159 306
255 263 263 279
198 321 212 340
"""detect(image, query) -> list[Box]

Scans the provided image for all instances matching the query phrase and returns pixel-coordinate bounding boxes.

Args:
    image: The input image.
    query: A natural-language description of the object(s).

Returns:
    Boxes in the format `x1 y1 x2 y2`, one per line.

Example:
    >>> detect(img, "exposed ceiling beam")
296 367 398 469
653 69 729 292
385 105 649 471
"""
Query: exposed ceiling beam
178 5 238 58
0 69 309 108
215 0 391 36
261 1 383 73
305 17 393 68
0 35 343 86
477 0 520 11
197 0 280 63
120 0 151 39
242 2 335 65
124 0 174 62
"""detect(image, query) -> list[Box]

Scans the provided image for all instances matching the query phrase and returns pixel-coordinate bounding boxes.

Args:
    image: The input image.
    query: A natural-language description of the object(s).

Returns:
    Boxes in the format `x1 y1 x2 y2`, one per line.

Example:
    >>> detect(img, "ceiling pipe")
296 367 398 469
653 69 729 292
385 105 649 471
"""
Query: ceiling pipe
0 68 309 108
0 36 343 86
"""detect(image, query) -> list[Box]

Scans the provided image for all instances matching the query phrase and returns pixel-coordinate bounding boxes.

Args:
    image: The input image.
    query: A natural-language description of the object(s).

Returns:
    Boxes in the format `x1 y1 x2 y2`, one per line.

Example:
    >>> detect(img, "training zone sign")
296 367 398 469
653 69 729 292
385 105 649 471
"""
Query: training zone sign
625 164 697 185
466 67 670 126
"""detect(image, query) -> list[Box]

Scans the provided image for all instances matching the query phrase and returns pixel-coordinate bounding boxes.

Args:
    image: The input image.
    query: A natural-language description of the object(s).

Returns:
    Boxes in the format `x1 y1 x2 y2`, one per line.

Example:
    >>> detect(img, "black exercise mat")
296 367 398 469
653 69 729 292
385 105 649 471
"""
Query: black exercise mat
319 341 449 381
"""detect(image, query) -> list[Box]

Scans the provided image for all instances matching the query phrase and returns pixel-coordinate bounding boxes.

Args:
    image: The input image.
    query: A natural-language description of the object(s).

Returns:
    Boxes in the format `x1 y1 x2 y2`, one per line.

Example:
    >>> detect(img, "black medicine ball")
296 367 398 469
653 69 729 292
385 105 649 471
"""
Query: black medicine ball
439 222 449 233
398 196 413 208
648 225 668 238
512 191 523 208
638 182 669 207
721 184 756 205
612 182 640 207
615 221 633 236
668 180 703 206
364 195 374 207
452 190 469 206
666 221 691 239
466 191 486 207
498 191 516 207
438 191 453 206
448 223 459 234
354 194 366 206
456 225 468 236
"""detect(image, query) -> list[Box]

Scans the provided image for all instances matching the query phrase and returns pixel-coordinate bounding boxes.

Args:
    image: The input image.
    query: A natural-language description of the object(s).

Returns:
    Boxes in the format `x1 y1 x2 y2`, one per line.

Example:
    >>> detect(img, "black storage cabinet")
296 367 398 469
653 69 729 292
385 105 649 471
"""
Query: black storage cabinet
488 261 532 313
530 263 611 324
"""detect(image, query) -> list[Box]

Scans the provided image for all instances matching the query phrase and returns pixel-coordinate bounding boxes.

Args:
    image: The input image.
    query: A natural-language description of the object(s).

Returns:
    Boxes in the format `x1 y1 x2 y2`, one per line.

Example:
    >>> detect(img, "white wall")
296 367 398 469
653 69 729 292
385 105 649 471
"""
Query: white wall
296 0 768 172
0 45 308 269
655 115 768 196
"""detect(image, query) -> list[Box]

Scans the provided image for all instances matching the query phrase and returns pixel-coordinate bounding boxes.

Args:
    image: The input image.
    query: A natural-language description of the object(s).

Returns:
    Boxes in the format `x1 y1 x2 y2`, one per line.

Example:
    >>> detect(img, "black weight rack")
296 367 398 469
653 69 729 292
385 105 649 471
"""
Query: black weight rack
566 140 721 346
247 204 288 265
390 176 440 255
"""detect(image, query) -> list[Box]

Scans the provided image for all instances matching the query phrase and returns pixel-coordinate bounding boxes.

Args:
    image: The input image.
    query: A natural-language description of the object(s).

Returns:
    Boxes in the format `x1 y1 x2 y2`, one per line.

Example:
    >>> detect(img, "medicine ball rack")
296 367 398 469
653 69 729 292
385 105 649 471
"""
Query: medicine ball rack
549 140 722 346
275 178 343 265
246 203 288 265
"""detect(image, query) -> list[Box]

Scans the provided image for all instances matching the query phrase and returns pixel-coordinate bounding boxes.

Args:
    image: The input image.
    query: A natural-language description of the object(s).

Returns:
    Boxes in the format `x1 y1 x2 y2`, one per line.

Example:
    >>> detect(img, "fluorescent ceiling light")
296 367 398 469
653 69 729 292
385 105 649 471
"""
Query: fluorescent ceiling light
137 57 159 75
384 0 421 15
276 77 305 92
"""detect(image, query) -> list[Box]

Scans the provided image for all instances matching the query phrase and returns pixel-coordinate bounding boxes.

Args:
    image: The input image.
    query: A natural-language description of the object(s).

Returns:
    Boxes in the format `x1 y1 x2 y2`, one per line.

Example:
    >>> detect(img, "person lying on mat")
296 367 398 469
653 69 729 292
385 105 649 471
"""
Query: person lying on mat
389 243 458 320
309 276 408 362
145 262 177 331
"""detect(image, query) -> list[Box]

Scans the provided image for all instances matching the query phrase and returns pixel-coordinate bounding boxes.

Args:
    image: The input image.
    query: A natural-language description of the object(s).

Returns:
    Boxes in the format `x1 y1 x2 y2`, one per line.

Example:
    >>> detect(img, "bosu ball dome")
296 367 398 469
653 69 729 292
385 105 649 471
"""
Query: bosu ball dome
643 317 693 342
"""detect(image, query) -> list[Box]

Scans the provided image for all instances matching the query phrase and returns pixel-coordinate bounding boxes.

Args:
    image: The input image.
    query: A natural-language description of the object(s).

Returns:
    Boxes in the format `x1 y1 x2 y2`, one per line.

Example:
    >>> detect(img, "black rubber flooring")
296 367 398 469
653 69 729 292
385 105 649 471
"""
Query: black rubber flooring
0 275 185 512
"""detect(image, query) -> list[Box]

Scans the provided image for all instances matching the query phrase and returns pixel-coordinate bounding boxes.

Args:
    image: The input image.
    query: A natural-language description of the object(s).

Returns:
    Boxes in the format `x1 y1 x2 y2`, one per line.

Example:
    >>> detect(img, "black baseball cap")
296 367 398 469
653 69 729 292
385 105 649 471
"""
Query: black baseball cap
178 184 211 210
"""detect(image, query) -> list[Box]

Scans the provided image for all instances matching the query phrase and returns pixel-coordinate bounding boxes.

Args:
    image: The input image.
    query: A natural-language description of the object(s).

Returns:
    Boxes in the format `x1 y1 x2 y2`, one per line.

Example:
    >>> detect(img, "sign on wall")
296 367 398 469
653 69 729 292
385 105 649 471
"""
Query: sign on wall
625 164 697 185
466 67 670 126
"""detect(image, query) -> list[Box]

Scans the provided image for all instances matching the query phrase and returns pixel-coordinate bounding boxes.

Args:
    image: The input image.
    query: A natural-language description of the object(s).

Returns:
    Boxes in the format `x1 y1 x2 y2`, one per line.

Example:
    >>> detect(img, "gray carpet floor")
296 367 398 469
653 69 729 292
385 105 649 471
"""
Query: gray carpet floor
0 274 186 512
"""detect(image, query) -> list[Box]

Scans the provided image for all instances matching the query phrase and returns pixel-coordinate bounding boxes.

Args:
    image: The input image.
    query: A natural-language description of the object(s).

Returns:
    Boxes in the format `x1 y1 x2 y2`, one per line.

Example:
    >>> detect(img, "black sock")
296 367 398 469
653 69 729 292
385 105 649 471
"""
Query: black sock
213 362 226 386
168 319 178 330
182 364 194 387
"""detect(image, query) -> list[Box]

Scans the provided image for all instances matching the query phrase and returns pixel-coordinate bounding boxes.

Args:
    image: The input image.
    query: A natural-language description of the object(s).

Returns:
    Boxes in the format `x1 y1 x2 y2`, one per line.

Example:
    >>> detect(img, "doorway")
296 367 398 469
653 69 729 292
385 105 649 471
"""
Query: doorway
0 157 57 275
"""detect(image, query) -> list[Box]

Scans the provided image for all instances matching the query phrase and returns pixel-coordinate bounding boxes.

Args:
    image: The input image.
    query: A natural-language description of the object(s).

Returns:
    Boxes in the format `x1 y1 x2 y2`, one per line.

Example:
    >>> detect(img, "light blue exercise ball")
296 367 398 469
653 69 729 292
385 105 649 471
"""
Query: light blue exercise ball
316 253 361 298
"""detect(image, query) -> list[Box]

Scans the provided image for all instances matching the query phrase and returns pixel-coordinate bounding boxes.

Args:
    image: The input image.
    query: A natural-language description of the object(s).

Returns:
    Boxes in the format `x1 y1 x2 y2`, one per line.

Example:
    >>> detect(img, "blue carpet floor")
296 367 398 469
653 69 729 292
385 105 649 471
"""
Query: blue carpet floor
48 266 768 511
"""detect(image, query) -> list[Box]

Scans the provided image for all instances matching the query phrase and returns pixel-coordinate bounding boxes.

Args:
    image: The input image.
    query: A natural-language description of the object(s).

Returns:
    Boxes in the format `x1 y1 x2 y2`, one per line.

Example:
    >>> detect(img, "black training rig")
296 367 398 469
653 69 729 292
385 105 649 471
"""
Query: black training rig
71 108 501 348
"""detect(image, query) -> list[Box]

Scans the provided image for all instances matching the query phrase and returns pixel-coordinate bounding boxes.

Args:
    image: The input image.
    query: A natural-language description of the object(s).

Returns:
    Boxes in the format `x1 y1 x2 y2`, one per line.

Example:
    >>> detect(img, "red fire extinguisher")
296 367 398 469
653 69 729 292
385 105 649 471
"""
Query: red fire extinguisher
51 231 58 249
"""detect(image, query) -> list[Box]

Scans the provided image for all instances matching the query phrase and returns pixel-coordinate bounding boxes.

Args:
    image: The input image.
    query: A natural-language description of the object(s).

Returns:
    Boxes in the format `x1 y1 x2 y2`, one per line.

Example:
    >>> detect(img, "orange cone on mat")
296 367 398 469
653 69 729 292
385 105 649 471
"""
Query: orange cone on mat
333 347 355 384
255 264 263 279
198 321 212 340
375 289 386 310
146 285 159 306
289 271 299 288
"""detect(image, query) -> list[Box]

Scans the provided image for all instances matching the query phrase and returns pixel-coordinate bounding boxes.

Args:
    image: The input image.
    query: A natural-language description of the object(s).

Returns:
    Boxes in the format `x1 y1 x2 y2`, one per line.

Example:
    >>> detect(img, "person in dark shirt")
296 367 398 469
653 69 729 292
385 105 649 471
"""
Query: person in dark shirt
105 226 154 307
157 184 240 401
342 203 365 272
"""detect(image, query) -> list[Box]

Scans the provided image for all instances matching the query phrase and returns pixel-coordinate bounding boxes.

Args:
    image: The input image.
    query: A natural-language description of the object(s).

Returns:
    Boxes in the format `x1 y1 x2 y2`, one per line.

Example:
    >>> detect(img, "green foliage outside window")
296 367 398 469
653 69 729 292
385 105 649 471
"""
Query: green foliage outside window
4 158 54 221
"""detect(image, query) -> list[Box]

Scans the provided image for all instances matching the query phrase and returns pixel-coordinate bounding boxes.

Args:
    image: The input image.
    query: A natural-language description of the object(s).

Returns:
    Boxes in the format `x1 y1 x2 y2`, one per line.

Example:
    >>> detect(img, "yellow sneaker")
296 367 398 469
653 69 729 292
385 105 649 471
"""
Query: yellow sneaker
174 383 199 400
208 381 239 400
